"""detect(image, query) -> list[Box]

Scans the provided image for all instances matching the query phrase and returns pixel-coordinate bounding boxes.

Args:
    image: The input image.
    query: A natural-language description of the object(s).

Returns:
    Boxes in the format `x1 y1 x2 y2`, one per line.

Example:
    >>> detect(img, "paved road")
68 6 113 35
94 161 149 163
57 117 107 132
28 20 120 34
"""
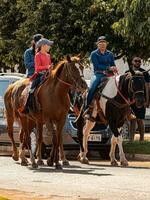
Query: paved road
0 156 150 200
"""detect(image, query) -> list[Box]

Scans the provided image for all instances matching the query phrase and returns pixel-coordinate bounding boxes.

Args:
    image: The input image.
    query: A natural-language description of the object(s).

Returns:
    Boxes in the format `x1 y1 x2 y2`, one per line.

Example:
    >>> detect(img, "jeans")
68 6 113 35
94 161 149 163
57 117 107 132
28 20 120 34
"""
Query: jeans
30 72 45 92
85 73 105 109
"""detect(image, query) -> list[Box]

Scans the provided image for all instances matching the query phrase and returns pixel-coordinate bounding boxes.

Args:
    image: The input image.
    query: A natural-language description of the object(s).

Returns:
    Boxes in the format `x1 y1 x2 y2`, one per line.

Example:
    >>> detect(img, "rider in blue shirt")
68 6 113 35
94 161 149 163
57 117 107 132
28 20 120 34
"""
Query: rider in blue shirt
84 36 117 117
24 34 43 77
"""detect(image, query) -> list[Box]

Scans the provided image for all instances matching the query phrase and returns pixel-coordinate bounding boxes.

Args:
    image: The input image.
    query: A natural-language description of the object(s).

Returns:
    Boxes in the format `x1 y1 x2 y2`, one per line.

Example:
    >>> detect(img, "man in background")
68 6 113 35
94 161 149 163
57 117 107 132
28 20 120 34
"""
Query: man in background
129 56 150 141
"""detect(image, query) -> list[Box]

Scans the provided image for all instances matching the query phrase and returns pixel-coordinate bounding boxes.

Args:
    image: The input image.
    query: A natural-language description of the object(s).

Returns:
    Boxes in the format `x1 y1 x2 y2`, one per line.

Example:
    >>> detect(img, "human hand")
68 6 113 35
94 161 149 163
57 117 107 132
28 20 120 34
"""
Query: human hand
109 66 118 74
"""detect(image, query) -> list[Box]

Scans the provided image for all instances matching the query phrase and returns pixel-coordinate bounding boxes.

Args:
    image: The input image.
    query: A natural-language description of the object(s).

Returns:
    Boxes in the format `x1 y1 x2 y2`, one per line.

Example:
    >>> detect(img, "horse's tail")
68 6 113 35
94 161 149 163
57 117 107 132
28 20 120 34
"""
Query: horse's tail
4 85 21 126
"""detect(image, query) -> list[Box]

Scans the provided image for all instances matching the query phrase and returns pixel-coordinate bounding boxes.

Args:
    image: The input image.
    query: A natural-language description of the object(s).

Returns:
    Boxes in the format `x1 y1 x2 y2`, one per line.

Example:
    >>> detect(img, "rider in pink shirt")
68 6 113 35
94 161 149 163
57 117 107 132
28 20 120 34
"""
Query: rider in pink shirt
22 38 54 113
35 51 52 73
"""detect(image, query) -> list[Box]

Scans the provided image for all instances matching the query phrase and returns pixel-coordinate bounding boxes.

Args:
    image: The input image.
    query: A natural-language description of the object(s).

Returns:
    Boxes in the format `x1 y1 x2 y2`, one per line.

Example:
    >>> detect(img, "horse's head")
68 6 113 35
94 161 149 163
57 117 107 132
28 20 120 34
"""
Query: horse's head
129 70 145 108
63 55 88 91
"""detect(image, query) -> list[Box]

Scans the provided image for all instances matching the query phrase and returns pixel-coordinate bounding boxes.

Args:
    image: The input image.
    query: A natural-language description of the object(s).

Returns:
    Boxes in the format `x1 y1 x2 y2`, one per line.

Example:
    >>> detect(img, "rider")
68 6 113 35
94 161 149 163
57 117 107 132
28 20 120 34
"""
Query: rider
22 38 54 113
84 36 117 118
129 56 150 141
24 34 43 77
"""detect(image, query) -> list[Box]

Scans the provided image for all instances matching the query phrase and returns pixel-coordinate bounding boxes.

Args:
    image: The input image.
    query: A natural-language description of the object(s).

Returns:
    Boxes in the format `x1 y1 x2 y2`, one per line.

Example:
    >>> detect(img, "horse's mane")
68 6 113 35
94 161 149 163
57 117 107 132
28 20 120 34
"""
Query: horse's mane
51 56 80 78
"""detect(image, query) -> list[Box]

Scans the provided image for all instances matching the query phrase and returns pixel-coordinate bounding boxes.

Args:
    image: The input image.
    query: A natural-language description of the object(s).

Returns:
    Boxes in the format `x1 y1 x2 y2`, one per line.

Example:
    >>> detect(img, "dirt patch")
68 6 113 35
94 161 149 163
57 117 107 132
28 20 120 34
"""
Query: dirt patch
0 189 72 200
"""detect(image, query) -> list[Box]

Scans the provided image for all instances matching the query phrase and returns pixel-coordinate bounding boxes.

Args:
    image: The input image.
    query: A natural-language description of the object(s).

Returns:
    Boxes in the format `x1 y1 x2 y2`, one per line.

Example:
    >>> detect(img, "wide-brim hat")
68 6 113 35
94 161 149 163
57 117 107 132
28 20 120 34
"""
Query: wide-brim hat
36 38 54 48
96 36 107 45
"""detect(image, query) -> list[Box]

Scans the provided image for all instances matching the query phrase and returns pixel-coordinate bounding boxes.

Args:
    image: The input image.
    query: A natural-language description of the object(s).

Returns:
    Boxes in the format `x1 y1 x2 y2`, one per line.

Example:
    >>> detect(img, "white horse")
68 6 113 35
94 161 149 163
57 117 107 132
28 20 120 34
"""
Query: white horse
78 71 146 166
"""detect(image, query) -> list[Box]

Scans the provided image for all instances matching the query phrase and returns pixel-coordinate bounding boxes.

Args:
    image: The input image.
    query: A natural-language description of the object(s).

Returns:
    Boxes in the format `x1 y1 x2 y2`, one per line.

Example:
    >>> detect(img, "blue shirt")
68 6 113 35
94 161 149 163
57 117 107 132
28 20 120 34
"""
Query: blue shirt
24 47 35 77
90 49 115 73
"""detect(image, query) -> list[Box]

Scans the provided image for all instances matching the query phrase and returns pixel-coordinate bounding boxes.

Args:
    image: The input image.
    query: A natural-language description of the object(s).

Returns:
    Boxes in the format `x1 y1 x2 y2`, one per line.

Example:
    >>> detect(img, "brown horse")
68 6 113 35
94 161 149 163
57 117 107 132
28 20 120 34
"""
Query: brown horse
4 55 87 169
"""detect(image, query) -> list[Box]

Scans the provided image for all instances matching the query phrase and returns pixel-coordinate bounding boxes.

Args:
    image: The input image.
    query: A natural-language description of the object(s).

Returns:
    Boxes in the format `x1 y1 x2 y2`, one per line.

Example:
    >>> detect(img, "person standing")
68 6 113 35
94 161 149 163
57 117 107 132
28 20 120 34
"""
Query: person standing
24 34 43 77
84 36 117 117
129 56 150 141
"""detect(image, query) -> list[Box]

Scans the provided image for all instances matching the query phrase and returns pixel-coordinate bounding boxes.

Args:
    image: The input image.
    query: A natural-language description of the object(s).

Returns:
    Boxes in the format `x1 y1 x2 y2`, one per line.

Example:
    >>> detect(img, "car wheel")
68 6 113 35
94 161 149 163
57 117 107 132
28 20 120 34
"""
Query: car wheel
99 147 110 160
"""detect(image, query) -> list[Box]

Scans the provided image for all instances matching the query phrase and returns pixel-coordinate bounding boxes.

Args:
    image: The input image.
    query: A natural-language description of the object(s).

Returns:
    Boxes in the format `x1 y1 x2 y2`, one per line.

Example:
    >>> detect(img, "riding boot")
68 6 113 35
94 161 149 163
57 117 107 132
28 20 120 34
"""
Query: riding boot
83 104 94 119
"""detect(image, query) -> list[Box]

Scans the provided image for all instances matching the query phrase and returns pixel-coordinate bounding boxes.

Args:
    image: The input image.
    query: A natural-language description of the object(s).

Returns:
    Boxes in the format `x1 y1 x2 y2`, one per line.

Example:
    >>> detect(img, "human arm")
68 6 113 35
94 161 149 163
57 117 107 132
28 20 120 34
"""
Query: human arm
145 82 150 107
24 49 34 69
144 72 150 107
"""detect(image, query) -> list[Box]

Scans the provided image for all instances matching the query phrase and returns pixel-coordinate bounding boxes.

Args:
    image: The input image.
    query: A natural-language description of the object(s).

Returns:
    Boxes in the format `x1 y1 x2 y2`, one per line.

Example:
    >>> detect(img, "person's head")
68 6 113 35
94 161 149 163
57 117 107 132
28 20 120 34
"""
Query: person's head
36 38 54 53
96 36 108 52
132 56 142 69
31 34 43 54
33 34 43 44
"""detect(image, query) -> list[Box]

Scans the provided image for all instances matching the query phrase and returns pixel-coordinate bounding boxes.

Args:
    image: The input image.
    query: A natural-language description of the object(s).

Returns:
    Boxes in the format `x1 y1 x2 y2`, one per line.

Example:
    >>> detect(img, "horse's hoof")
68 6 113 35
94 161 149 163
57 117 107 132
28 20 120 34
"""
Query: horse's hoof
37 160 44 166
80 158 89 164
21 160 28 166
55 163 62 170
77 155 81 161
12 155 19 161
47 158 54 166
62 160 70 166
111 160 118 166
24 158 29 163
120 160 128 167
32 163 38 168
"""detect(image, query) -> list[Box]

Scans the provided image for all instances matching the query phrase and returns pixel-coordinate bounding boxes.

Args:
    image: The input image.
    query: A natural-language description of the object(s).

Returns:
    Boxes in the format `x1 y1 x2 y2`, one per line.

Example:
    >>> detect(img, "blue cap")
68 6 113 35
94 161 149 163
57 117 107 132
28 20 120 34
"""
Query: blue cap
36 38 54 48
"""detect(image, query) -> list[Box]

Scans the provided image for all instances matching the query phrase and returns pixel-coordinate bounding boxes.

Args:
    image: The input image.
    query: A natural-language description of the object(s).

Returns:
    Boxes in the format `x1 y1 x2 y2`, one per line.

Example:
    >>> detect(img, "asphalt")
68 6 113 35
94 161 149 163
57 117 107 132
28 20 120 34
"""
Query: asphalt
0 156 150 200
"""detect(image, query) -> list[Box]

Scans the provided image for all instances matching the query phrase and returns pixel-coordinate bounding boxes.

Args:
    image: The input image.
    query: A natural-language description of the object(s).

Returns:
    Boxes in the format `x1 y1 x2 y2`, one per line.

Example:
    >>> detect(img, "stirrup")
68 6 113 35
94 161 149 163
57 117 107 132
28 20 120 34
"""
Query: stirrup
127 113 136 121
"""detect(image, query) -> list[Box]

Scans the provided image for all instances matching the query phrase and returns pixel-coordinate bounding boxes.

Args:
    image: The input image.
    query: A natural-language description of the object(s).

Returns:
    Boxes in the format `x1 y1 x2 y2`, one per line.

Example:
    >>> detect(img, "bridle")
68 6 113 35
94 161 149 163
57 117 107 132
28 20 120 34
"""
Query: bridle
115 73 145 106
57 60 85 91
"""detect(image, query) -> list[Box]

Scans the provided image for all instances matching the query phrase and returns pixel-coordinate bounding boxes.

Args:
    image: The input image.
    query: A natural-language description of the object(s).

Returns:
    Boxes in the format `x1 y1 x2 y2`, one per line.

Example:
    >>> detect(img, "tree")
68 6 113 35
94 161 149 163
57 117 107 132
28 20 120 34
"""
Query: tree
112 0 150 63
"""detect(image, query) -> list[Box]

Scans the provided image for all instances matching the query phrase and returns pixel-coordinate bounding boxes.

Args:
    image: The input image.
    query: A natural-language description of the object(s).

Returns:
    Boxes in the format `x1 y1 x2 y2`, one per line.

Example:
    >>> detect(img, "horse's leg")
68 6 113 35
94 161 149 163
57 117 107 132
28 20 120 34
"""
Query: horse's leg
19 117 30 166
19 128 28 164
76 116 85 161
109 135 118 166
59 137 69 166
46 121 56 167
54 120 65 169
6 112 19 161
81 120 95 164
36 123 44 166
117 135 128 166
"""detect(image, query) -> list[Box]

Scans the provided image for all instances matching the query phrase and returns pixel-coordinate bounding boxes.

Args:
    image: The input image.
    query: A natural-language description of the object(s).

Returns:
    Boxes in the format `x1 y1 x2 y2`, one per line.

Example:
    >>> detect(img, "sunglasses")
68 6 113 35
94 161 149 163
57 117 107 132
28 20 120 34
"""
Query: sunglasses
133 60 141 63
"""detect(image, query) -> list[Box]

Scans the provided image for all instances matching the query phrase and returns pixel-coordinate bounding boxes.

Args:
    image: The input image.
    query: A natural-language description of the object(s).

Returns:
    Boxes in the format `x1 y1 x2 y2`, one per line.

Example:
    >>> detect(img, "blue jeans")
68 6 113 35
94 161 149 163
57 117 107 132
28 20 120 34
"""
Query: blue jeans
85 73 105 109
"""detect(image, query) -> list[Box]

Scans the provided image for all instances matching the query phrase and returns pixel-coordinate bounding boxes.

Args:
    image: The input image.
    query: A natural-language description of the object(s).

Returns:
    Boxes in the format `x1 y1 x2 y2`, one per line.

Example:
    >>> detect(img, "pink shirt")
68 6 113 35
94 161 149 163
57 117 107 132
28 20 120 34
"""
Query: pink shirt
35 52 52 73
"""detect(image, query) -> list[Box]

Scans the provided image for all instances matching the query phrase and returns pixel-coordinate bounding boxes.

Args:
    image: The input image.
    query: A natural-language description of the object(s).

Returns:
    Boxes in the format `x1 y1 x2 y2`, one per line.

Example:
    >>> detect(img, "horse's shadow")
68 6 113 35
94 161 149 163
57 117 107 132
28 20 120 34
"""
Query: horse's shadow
89 162 150 170
27 164 112 177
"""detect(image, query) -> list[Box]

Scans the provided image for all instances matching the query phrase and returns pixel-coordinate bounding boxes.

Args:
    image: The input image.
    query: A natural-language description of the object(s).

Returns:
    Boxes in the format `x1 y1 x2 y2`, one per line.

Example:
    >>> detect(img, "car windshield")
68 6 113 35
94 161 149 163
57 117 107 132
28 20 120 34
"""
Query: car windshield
0 80 10 97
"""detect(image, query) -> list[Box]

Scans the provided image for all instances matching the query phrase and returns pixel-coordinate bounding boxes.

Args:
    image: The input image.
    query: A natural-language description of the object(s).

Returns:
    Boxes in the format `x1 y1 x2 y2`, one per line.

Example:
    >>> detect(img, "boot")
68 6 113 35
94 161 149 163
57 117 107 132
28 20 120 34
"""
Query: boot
21 93 32 114
127 113 136 121
83 105 93 119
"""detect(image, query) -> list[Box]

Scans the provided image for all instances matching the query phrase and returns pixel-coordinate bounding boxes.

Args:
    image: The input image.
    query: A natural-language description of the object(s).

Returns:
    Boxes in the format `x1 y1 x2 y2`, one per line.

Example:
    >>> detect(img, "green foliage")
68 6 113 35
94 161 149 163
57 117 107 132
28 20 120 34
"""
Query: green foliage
112 0 150 61
0 0 149 71
123 141 150 154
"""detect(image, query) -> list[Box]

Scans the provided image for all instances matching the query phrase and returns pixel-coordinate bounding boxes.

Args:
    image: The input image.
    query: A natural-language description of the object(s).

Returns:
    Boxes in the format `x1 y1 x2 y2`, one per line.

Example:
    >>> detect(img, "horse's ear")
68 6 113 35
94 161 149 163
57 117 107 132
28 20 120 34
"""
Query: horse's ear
66 55 71 62
129 67 135 75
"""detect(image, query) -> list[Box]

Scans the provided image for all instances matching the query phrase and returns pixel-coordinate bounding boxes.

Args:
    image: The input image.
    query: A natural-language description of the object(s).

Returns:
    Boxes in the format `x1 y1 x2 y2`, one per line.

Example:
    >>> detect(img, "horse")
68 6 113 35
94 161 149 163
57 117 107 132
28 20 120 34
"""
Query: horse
4 55 87 169
77 69 146 166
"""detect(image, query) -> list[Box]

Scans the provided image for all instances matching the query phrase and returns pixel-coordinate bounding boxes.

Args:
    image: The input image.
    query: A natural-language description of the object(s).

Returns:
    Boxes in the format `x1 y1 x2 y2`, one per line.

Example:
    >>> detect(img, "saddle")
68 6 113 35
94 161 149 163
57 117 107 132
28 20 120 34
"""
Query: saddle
20 73 49 113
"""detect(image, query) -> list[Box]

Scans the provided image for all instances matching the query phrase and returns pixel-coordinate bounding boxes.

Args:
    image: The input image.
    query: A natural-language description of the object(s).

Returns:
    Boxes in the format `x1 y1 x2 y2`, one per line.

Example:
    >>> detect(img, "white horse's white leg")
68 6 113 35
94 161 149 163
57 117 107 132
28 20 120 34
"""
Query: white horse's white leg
80 120 95 164
109 135 118 166
117 135 128 166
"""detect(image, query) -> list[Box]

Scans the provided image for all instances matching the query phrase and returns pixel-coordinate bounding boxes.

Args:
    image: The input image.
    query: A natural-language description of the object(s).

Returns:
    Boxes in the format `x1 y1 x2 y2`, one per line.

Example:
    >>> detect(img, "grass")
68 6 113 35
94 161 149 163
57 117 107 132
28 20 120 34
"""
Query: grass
123 141 150 154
